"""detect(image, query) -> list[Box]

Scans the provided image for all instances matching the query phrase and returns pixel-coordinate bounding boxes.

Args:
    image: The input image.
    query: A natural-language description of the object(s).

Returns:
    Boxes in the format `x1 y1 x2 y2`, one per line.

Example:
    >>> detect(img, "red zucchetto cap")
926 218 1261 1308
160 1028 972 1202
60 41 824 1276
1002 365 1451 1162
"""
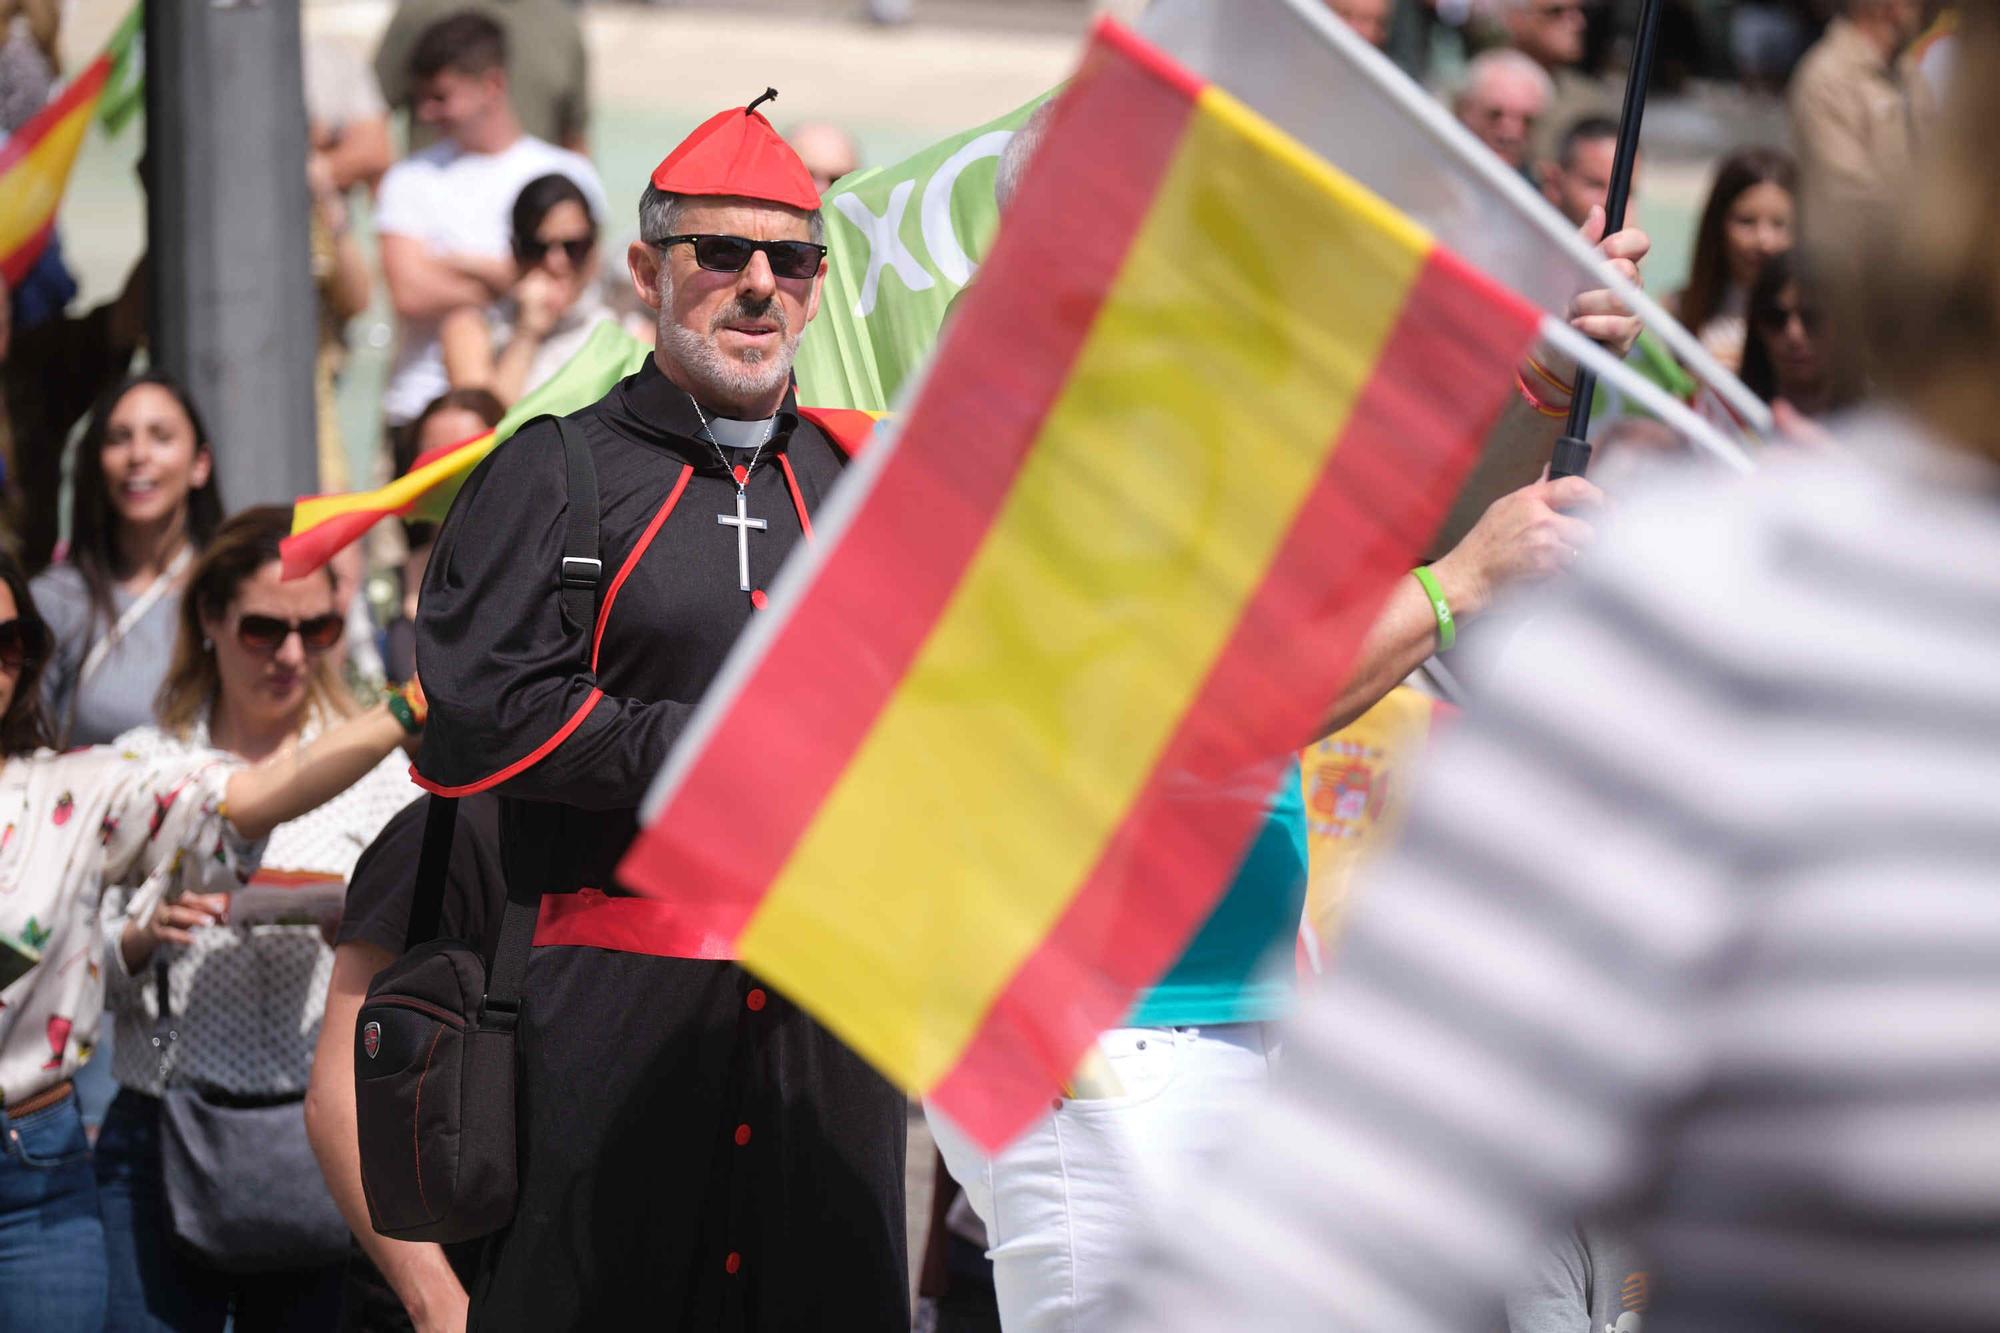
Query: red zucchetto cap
650 88 822 211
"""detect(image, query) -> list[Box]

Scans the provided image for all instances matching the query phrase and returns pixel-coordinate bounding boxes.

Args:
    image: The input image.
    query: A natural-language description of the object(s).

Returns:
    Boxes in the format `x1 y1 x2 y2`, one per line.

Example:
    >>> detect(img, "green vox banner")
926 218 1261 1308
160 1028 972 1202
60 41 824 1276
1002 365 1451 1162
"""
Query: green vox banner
794 91 1052 412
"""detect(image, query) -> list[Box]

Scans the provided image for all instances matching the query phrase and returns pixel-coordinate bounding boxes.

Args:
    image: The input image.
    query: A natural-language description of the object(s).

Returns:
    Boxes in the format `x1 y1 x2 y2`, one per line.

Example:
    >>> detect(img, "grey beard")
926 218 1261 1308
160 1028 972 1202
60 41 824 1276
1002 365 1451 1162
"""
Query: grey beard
656 297 800 407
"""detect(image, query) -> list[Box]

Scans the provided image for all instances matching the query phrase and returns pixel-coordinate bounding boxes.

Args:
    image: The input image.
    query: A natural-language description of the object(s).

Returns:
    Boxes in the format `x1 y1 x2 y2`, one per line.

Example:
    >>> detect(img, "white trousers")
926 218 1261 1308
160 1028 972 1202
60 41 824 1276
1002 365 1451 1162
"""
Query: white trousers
927 1023 1276 1333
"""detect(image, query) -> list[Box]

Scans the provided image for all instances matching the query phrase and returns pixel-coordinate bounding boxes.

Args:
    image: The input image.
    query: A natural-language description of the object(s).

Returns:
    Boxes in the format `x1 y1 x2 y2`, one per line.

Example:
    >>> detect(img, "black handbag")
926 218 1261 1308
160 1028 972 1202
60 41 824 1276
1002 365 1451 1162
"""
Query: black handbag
154 969 351 1273
353 419 598 1243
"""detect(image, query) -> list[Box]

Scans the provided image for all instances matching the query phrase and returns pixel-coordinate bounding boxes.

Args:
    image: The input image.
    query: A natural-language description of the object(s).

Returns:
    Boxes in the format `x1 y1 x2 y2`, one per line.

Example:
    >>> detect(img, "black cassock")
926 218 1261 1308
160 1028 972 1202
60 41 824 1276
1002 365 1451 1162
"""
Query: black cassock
415 357 908 1331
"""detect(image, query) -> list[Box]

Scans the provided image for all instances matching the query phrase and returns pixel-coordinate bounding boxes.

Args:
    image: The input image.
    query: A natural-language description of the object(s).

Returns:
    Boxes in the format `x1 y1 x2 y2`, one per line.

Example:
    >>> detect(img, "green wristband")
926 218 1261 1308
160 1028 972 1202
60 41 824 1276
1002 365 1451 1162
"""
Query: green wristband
385 690 422 736
1411 565 1455 652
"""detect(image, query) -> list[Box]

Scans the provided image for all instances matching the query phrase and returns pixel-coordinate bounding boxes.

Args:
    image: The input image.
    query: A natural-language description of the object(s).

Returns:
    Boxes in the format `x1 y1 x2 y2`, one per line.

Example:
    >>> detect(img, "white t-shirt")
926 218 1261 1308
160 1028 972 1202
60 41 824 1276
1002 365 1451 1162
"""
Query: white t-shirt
375 134 609 423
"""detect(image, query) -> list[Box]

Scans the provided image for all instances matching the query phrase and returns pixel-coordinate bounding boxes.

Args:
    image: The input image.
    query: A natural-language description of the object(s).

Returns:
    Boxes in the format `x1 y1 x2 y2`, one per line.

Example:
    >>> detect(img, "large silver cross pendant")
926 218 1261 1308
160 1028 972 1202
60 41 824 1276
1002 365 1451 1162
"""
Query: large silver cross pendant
717 489 769 592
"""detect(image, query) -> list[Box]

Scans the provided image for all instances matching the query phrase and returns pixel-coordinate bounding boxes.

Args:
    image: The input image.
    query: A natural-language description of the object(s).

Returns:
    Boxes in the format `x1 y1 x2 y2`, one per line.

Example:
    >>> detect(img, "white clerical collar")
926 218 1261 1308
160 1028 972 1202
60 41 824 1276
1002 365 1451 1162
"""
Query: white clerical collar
706 413 779 451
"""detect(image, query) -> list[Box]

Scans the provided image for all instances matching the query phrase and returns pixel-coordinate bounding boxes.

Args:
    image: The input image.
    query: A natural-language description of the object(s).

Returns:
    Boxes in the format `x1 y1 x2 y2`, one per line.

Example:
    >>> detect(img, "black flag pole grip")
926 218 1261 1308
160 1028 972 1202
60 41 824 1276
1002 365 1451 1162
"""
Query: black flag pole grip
1548 0 1667 481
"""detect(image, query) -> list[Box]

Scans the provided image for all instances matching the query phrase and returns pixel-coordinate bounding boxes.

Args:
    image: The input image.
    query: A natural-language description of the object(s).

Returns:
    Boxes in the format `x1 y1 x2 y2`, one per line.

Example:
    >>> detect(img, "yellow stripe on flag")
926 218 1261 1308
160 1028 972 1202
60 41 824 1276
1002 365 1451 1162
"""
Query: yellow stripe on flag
737 86 1435 1087
290 430 499 532
0 93 98 260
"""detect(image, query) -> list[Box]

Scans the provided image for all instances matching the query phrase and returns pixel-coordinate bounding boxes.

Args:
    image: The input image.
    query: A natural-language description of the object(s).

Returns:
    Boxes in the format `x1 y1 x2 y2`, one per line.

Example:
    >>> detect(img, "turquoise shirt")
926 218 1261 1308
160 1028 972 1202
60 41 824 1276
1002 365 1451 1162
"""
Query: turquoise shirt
1125 763 1309 1027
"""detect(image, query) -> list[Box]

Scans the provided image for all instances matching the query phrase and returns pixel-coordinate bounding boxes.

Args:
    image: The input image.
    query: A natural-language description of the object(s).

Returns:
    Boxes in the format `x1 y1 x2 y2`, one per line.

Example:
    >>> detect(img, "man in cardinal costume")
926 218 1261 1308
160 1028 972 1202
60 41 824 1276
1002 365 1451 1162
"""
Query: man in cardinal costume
414 93 908 1330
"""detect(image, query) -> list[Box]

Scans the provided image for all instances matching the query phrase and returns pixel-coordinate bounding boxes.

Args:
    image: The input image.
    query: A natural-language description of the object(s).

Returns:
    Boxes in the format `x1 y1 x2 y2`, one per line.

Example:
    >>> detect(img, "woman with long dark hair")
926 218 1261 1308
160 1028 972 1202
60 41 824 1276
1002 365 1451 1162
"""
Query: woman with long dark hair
0 545 422 1330
439 172 614 405
1670 146 1798 374
31 372 225 746
1739 250 1855 420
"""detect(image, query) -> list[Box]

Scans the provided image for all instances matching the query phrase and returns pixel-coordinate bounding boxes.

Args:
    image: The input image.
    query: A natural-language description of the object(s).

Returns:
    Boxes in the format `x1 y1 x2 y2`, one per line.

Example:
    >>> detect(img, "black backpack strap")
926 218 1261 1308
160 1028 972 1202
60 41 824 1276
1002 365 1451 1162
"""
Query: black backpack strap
478 417 603 1024
482 862 542 1020
401 794 460 952
555 418 601 663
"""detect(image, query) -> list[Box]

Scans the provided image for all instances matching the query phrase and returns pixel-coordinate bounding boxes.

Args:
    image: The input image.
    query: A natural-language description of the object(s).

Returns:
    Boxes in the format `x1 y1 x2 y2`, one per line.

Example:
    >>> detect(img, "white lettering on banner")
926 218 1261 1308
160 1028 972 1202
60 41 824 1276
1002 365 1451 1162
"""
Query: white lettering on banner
835 181 934 317
919 130 1014 287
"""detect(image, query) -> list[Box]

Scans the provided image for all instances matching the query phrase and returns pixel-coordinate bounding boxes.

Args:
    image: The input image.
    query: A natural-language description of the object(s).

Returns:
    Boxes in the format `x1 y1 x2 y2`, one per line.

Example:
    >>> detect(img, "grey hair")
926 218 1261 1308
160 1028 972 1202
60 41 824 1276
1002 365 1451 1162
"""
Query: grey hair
1454 48 1555 110
638 184 825 246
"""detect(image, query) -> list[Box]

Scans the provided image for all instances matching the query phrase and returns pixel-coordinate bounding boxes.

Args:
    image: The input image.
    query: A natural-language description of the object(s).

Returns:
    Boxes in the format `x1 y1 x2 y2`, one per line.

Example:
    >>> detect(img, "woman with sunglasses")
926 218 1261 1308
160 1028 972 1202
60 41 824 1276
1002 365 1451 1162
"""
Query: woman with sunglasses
1740 250 1853 422
31 372 223 749
0 539 422 1330
440 172 613 406
92 507 422 1332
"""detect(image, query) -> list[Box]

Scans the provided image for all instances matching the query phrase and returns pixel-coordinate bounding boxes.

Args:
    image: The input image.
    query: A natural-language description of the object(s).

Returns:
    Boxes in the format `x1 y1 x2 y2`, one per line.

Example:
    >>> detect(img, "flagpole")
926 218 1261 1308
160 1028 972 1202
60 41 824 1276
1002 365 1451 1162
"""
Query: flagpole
1548 0 1669 481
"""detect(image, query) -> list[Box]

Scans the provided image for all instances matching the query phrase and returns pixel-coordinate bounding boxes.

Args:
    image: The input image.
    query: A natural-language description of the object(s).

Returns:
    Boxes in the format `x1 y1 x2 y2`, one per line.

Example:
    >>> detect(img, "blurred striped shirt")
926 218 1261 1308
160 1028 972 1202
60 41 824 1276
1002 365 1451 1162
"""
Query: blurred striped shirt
1113 414 2000 1333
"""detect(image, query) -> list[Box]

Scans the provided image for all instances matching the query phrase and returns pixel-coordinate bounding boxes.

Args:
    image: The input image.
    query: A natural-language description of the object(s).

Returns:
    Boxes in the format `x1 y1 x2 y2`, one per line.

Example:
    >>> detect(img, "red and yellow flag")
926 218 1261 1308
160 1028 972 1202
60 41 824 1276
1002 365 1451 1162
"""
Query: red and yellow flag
0 4 142 287
282 322 884 578
617 20 1541 1149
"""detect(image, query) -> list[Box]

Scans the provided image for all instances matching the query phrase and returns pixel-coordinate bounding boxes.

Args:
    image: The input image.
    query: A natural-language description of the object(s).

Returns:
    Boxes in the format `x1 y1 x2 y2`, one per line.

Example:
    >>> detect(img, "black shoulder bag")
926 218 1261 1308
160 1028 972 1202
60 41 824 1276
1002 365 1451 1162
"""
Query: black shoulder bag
155 964 352 1272
353 419 601 1243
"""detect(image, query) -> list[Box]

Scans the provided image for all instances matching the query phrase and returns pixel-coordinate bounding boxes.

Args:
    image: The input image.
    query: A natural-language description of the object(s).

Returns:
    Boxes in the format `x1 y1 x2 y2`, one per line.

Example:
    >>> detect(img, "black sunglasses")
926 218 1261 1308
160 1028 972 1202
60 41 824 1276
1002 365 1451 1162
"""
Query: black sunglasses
650 234 827 280
515 235 595 267
1755 303 1823 335
235 613 344 656
0 618 48 671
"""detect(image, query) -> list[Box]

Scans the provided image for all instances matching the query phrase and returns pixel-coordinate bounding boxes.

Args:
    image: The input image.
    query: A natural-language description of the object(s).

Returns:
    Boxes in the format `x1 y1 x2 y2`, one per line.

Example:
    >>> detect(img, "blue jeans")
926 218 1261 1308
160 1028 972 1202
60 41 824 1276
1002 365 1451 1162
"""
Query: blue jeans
0 1090 109 1329
96 1089 345 1333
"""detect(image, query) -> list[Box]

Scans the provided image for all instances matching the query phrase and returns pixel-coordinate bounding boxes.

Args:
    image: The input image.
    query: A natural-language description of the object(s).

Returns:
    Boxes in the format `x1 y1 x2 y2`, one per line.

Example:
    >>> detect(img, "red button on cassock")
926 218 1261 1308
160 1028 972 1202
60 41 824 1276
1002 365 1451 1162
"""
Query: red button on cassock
745 988 767 1012
734 1123 752 1147
725 1251 742 1275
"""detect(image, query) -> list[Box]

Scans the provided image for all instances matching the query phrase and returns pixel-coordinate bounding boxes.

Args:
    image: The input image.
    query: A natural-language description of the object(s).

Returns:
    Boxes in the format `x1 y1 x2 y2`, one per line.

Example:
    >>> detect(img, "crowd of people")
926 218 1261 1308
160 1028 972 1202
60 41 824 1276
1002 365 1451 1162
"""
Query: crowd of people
0 0 1989 1329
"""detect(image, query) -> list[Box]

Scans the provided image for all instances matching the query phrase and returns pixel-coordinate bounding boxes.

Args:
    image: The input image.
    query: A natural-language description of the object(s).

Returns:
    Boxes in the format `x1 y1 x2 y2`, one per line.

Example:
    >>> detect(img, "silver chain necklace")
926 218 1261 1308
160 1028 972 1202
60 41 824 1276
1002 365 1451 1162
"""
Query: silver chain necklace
689 394 779 593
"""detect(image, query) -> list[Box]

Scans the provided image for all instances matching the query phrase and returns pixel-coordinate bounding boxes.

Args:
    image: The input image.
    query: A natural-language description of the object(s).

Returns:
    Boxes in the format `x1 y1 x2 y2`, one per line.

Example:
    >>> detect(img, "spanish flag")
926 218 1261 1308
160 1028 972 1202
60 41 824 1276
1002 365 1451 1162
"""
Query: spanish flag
0 3 142 287
282 323 885 577
617 20 1542 1150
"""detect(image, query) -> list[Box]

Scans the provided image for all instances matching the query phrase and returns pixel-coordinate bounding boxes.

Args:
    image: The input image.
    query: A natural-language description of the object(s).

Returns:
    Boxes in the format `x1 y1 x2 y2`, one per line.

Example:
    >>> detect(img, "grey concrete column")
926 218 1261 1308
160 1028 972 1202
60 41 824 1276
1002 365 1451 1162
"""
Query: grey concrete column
146 0 318 510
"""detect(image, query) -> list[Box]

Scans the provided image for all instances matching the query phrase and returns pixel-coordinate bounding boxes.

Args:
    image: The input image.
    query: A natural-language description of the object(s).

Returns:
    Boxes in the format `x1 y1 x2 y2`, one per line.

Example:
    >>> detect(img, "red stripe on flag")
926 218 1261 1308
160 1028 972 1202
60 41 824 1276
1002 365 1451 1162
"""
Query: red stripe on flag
0 215 57 287
405 428 496 475
0 53 111 179
929 252 1541 1148
615 40 1200 946
1090 13 1207 99
281 431 498 579
280 509 386 581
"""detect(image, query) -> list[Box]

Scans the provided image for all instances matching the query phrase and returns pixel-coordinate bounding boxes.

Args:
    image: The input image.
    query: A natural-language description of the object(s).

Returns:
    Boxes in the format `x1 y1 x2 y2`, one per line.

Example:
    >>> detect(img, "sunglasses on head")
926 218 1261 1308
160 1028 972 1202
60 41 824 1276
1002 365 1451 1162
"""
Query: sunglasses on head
515 235 595 267
234 613 344 656
0 618 47 671
651 234 827 281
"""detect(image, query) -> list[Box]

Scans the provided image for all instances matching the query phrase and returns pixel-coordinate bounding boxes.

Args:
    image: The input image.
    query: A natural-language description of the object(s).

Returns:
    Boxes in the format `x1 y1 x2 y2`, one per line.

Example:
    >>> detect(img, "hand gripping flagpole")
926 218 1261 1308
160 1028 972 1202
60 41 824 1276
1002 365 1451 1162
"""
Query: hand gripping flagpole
1547 0 1669 482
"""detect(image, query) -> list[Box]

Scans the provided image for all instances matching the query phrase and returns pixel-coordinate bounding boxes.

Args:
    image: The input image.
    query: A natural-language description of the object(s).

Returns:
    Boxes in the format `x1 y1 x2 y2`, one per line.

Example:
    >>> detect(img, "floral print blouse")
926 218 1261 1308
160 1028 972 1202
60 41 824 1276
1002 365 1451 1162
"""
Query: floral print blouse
0 746 257 1106
102 722 413 1098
